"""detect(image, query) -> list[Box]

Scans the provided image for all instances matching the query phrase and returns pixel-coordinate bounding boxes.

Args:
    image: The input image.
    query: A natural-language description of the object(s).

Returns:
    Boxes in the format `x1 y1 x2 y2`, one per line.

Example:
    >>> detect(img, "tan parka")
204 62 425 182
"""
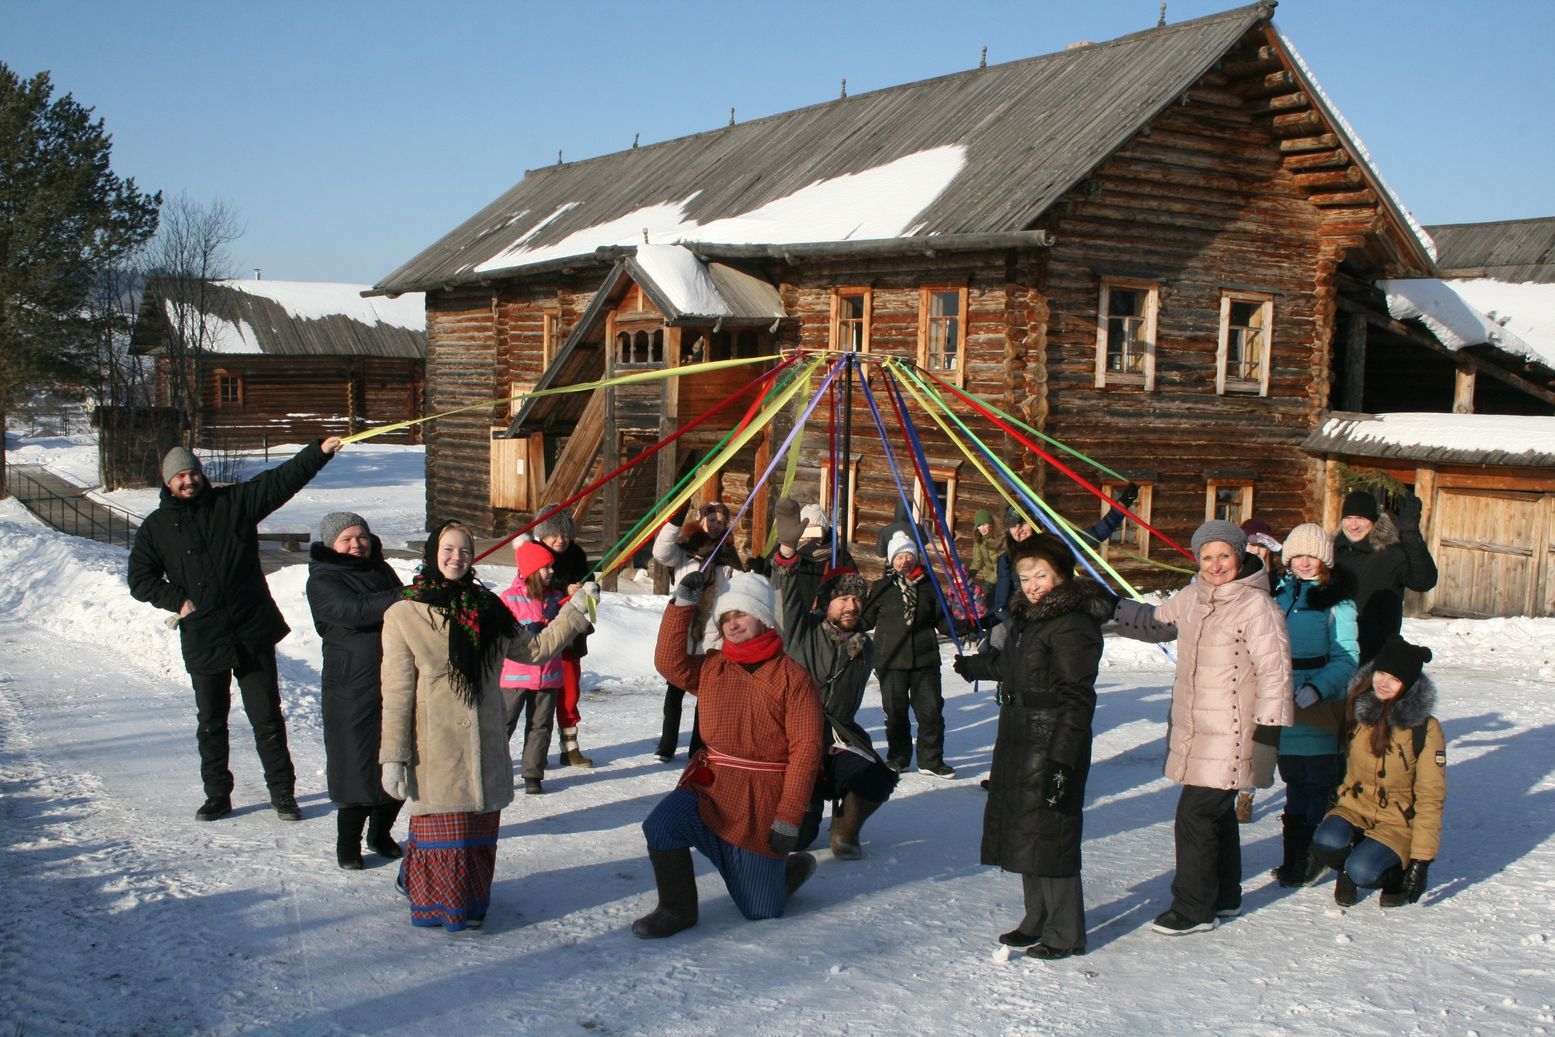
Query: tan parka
379 599 590 816
1295 666 1445 864
1150 561 1293 790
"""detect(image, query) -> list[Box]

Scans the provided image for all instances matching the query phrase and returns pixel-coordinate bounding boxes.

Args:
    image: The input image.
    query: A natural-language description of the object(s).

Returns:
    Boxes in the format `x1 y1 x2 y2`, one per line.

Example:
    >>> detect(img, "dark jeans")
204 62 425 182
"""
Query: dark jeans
656 683 704 757
190 644 295 799
878 666 945 768
1313 816 1402 887
825 749 898 806
1278 753 1342 828
1170 785 1241 923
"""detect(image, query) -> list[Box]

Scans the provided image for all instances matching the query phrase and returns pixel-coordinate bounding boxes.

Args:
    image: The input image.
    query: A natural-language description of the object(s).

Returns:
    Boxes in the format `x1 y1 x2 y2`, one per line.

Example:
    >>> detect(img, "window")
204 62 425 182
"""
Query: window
1100 480 1153 558
1205 479 1254 525
919 286 968 385
216 371 243 407
818 455 862 544
1094 280 1158 389
911 463 961 540
831 288 872 352
1217 291 1273 395
541 311 559 370
615 326 663 366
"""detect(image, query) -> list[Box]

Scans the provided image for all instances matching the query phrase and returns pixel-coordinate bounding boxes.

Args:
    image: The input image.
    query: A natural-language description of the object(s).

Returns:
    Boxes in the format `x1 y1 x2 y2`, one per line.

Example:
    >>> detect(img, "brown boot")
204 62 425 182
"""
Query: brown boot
828 792 883 861
560 728 594 768
632 848 698 939
1235 791 1254 824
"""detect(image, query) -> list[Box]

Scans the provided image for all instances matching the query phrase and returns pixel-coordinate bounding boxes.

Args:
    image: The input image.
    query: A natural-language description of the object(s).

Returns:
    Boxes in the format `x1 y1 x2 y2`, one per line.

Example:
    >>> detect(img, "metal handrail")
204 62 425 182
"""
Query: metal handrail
3 467 142 548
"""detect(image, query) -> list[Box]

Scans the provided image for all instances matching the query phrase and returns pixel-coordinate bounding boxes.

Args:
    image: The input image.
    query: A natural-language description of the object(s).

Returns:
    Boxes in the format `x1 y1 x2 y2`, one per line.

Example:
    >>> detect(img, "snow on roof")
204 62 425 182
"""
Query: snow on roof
163 301 262 354
220 280 426 332
1275 27 1436 264
472 144 969 275
629 245 732 317
1380 278 1555 372
1311 412 1555 466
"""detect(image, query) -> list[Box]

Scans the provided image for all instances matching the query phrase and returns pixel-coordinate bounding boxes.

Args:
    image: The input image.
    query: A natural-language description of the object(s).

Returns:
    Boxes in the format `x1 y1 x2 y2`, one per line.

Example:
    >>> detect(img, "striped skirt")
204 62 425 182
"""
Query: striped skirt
400 810 500 931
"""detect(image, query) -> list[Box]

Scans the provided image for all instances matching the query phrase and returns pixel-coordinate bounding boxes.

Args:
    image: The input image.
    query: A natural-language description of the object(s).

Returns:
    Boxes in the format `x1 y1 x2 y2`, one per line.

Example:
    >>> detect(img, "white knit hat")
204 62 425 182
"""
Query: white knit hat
711 571 778 631
1281 522 1334 568
886 530 918 564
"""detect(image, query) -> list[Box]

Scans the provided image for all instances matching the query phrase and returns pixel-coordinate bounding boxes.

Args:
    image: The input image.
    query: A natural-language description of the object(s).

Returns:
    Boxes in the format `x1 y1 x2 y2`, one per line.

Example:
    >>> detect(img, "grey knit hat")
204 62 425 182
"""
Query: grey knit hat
1191 519 1247 557
533 508 575 541
161 446 202 485
319 511 370 547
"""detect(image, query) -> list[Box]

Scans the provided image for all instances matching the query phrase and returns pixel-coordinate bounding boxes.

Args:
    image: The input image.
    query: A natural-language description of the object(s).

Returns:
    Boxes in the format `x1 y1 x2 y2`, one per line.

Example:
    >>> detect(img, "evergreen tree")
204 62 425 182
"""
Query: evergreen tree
1 62 160 480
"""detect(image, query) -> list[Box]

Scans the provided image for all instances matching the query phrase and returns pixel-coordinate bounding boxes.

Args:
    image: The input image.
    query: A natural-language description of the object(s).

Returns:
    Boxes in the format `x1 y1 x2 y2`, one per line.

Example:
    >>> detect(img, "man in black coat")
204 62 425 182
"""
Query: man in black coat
1331 491 1438 663
128 437 341 821
771 560 897 859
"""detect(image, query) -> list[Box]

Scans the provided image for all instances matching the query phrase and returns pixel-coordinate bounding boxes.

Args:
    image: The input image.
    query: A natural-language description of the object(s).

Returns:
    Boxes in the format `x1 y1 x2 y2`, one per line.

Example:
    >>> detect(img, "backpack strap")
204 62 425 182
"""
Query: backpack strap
1411 723 1428 761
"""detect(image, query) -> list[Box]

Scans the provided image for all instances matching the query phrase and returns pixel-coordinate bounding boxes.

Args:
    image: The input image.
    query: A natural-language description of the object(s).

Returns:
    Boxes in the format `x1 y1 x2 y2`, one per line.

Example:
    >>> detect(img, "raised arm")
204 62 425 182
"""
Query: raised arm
654 602 705 693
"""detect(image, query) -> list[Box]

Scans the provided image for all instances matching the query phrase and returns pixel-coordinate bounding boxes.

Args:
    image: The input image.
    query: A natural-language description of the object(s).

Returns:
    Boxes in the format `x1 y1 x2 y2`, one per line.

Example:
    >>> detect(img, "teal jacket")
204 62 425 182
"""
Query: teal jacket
1272 573 1358 756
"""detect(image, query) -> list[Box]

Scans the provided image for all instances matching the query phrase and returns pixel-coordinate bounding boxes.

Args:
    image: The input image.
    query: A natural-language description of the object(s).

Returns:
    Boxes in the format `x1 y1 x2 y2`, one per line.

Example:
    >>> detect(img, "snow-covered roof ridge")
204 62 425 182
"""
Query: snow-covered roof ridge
219 279 425 332
1308 411 1555 466
1380 277 1555 372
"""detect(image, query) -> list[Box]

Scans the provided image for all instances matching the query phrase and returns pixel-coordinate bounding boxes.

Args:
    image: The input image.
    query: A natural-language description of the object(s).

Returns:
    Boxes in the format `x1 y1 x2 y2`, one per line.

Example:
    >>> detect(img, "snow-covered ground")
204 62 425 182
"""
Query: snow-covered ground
3 433 1554 1036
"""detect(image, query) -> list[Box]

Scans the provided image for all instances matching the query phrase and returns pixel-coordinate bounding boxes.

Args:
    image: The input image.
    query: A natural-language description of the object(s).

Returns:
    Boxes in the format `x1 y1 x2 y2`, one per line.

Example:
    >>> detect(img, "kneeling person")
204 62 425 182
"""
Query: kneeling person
634 572 824 938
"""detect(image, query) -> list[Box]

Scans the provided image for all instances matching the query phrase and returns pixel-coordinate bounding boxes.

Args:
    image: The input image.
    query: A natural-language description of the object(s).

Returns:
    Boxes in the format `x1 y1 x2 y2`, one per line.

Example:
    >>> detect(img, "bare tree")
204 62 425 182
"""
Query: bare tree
86 263 150 408
140 193 244 441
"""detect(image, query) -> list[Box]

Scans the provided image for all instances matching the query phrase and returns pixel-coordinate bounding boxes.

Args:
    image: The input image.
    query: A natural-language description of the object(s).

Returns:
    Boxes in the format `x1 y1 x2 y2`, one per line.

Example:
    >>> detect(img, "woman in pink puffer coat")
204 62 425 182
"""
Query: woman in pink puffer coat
1113 520 1293 936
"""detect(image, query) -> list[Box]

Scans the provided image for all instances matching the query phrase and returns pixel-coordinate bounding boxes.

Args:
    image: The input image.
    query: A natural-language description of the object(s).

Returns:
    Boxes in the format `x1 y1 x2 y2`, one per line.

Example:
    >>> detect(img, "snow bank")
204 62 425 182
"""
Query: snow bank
474 144 969 273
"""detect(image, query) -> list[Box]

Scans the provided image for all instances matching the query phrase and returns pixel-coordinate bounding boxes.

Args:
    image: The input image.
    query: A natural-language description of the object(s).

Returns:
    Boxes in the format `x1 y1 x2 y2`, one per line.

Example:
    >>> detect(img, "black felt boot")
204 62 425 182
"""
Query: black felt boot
336 806 369 870
366 802 404 859
632 848 698 939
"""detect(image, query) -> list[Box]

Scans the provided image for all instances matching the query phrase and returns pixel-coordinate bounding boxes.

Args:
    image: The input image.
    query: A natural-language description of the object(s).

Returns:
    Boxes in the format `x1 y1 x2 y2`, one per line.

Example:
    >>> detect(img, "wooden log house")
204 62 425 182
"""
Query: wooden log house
371 2 1553 608
131 278 427 451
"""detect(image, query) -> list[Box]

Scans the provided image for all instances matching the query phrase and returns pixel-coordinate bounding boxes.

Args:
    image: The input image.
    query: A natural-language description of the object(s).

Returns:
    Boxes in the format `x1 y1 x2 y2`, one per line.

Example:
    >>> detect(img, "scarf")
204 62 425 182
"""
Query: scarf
403 565 517 709
720 628 784 665
892 566 922 617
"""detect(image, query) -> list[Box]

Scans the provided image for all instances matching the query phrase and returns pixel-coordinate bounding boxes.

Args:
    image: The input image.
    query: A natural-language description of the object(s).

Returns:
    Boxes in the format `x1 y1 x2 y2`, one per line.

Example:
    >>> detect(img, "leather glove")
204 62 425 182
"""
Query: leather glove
673 570 707 606
381 761 408 801
1117 482 1140 509
1294 684 1320 709
746 555 771 577
769 818 800 856
1399 859 1431 904
1043 761 1075 811
569 581 600 611
952 653 973 678
1394 493 1423 532
774 496 803 550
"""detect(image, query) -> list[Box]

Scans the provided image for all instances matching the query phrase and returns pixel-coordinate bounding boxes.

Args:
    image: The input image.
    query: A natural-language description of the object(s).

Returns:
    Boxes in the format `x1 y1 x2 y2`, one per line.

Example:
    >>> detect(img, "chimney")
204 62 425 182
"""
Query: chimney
253 268 262 280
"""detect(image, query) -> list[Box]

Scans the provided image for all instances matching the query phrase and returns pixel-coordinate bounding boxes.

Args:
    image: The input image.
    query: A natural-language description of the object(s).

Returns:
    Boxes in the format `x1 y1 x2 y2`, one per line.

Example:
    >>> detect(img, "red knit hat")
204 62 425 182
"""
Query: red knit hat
514 540 555 578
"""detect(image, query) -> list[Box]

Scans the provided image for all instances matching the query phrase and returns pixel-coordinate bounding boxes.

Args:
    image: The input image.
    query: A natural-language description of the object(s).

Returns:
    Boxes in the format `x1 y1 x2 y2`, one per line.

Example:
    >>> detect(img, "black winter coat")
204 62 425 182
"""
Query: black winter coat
963 578 1110 876
306 538 403 805
769 536 857 637
773 560 878 757
1331 513 1438 663
127 441 333 673
860 568 949 672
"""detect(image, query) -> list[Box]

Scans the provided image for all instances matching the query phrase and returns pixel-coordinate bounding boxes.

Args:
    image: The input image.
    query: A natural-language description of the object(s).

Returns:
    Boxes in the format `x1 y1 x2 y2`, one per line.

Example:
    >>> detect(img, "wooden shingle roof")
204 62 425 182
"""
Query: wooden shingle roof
375 4 1294 296
1426 218 1555 285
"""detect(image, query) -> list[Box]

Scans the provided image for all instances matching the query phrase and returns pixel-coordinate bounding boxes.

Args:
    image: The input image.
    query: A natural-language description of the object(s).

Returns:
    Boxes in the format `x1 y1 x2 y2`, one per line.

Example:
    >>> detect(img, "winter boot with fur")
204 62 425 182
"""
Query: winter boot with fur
784 851 818 898
828 793 882 861
632 848 698 939
560 728 594 768
1235 791 1255 824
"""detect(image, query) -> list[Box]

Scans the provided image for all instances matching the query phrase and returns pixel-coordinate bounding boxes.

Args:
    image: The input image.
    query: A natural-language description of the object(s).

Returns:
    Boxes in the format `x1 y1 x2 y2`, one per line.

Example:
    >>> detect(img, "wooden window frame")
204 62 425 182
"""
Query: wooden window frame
911 462 962 540
918 285 969 387
1100 479 1153 558
830 287 872 353
1094 279 1158 390
818 454 863 544
1204 479 1255 525
1216 291 1274 396
541 311 559 370
215 370 243 407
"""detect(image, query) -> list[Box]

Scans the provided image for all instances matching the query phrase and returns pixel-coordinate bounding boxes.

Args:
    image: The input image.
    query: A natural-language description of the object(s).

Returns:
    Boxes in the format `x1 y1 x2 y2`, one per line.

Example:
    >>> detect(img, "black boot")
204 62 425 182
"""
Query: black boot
336 806 369 870
784 852 817 898
1378 866 1408 908
828 793 882 861
1274 817 1324 887
632 848 699 939
366 802 404 859
1334 870 1359 907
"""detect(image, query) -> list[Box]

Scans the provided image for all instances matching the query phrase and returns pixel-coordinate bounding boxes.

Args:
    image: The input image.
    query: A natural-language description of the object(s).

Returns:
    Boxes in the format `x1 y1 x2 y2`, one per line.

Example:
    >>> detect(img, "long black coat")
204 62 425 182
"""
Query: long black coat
306 538 403 805
127 441 332 673
860 567 948 672
963 578 1111 876
1331 513 1438 663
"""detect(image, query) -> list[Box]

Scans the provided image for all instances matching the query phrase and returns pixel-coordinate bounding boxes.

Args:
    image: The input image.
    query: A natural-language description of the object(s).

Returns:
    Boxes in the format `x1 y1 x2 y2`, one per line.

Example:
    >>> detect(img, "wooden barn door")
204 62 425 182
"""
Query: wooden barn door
1429 489 1554 618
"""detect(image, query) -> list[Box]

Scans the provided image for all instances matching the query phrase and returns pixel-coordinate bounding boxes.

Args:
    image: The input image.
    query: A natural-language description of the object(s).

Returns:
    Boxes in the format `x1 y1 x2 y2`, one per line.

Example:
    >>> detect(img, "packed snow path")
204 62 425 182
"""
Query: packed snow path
3 499 1554 1034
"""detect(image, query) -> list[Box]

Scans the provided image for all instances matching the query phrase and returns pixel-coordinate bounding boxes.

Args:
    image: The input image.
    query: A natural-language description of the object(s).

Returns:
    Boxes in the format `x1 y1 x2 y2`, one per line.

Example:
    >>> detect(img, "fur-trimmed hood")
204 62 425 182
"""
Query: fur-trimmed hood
1334 511 1401 555
1010 576 1115 625
1349 662 1437 730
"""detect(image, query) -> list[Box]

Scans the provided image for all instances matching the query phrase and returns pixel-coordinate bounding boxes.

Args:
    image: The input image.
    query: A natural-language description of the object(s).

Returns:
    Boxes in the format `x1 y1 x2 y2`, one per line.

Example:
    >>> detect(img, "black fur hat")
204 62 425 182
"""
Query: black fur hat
1009 532 1076 581
1371 635 1432 689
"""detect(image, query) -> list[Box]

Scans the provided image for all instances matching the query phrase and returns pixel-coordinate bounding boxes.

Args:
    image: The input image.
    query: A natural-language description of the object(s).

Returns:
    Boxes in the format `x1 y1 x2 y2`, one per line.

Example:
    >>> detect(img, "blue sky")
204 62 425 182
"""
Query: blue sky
4 0 1550 285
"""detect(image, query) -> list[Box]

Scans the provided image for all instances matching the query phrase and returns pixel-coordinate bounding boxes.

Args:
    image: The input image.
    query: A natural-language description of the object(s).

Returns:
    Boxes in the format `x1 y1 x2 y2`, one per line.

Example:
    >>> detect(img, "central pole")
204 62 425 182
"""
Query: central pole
840 352 854 550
